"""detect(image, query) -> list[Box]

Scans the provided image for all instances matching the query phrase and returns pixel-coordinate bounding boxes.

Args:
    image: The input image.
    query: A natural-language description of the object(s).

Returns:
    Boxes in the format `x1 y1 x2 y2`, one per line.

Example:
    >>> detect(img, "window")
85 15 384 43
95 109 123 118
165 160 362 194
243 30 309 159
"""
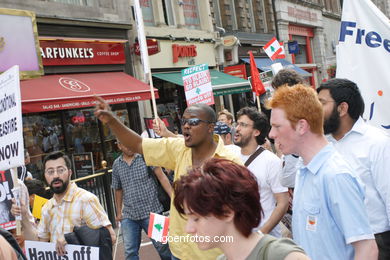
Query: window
292 35 309 64
162 0 175 26
211 0 222 27
23 112 65 179
183 0 201 29
140 0 155 26
323 0 341 14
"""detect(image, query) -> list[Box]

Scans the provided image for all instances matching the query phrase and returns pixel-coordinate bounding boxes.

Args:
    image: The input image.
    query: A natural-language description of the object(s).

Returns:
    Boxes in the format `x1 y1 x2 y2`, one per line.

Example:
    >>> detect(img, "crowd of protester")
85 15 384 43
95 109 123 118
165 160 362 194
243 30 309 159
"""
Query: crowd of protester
2 70 389 260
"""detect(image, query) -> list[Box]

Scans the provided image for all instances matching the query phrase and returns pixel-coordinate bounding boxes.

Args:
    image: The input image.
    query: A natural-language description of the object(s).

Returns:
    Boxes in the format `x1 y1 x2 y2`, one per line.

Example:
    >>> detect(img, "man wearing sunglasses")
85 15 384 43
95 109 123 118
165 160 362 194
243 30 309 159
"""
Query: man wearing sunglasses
94 97 241 260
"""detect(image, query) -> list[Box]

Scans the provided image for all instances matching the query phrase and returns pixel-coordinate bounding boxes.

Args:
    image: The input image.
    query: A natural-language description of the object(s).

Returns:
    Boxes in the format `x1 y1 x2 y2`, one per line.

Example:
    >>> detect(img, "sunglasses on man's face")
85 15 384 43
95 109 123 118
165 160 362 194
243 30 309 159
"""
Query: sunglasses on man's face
180 118 213 126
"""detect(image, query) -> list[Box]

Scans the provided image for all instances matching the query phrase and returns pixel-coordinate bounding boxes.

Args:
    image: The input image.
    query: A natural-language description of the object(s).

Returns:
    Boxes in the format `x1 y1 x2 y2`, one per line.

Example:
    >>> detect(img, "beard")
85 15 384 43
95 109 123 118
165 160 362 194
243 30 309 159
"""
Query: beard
324 106 341 135
234 133 252 148
49 178 69 194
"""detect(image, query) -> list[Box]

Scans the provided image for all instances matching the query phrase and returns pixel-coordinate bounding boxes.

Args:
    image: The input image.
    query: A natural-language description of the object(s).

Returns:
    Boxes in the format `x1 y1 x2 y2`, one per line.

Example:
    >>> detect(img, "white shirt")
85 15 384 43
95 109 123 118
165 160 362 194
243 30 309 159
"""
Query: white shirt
225 144 241 157
327 117 390 234
240 147 287 237
279 154 300 188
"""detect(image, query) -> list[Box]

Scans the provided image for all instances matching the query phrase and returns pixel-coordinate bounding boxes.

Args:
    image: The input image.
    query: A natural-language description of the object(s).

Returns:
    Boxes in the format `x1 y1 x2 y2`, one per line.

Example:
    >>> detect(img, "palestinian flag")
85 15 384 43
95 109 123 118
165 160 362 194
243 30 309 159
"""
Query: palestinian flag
263 37 283 61
148 212 169 243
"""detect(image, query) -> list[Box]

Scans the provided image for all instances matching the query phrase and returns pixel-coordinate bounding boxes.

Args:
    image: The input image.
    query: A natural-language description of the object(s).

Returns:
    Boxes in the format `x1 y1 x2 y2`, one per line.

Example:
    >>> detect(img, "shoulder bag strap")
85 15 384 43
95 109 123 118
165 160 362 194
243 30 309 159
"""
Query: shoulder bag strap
244 147 265 167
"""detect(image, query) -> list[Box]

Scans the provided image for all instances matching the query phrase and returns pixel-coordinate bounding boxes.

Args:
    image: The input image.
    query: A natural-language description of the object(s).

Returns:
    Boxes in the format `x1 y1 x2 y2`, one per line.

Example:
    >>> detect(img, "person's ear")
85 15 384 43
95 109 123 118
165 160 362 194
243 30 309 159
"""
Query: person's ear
222 207 235 223
296 119 310 135
337 102 349 117
208 123 215 134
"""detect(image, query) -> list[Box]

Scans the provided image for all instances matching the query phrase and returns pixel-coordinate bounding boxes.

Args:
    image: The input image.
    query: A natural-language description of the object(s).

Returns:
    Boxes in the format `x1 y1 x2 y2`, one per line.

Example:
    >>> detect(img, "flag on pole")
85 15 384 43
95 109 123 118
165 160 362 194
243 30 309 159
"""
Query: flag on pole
263 37 283 61
248 51 266 96
148 213 169 243
336 0 390 131
275 42 286 59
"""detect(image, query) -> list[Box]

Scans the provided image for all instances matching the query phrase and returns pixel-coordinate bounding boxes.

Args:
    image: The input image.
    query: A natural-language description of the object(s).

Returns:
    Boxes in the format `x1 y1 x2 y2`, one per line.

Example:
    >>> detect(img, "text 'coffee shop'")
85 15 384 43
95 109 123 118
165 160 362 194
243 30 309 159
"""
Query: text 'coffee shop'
20 37 157 179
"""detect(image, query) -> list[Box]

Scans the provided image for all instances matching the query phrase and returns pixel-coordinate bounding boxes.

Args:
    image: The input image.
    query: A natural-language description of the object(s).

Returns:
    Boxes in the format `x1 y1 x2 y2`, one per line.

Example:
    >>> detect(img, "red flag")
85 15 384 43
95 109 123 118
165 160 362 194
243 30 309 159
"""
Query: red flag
248 51 266 96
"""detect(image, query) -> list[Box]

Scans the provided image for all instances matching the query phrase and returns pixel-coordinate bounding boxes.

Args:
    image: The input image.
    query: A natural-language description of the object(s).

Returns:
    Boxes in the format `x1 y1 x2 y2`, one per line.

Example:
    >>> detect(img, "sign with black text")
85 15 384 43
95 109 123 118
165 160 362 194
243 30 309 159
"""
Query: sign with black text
0 65 24 171
72 152 94 178
25 240 99 260
0 170 15 230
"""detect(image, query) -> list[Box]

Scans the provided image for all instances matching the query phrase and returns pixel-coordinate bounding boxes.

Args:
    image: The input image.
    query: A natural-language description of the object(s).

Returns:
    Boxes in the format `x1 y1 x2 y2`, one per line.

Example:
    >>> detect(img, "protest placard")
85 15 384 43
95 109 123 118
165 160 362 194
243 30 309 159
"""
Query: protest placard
25 240 99 260
182 64 214 106
0 170 15 230
0 65 24 171
32 194 48 220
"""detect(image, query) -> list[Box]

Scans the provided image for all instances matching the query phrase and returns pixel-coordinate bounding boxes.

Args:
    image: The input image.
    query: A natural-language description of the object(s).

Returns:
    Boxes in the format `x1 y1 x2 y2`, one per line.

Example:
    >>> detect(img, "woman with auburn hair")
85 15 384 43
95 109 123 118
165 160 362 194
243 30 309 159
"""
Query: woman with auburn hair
173 158 310 260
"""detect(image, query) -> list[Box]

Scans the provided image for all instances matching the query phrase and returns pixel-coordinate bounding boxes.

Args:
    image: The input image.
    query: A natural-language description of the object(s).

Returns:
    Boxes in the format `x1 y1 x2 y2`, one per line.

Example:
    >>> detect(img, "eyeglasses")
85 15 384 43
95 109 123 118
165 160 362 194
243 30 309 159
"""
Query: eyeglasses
319 99 336 105
180 118 213 126
45 166 68 176
236 122 253 128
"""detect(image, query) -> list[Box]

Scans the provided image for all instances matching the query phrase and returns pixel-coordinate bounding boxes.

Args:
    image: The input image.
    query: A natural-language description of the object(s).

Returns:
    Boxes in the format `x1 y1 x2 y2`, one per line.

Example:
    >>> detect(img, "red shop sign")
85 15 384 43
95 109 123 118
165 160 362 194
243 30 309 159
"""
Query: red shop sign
172 44 197 63
133 39 160 56
39 40 126 66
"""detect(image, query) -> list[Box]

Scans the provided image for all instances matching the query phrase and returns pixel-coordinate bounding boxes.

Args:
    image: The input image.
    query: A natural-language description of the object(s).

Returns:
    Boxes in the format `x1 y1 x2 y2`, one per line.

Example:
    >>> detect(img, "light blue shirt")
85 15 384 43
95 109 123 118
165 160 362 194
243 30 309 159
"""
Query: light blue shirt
292 144 374 260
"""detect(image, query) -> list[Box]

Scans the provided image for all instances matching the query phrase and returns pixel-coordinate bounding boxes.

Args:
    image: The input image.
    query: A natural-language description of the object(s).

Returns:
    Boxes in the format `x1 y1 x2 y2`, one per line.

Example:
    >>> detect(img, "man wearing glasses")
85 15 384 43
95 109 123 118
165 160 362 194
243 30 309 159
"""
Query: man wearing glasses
11 151 115 256
94 98 241 260
234 107 288 237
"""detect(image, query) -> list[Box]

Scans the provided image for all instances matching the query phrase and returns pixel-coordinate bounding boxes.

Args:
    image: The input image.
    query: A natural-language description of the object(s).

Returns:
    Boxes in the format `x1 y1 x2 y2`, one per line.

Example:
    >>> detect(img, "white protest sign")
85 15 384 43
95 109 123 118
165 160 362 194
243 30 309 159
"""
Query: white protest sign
0 65 24 171
182 64 215 106
336 0 390 131
25 240 99 260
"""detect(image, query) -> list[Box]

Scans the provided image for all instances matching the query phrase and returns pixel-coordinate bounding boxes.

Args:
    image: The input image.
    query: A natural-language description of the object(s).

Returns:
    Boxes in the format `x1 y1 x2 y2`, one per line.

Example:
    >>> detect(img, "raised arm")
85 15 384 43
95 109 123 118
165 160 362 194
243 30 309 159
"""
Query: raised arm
94 96 143 154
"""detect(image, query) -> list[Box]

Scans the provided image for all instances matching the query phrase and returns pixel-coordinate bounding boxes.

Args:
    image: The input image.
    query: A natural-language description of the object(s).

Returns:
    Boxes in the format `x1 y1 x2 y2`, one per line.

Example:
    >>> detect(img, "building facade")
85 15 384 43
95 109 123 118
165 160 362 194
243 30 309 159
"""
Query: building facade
1 0 148 175
132 0 251 127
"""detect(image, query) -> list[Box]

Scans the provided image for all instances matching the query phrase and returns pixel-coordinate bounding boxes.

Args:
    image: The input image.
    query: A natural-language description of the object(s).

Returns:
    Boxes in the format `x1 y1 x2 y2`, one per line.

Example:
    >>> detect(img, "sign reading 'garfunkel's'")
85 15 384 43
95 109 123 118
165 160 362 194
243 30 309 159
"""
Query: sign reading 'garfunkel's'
0 65 24 171
337 0 390 131
182 64 214 106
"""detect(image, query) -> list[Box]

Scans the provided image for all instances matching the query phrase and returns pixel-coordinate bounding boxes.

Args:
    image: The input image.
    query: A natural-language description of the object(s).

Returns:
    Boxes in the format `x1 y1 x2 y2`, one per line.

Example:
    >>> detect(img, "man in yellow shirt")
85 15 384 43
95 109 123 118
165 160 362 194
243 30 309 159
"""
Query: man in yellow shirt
95 97 241 260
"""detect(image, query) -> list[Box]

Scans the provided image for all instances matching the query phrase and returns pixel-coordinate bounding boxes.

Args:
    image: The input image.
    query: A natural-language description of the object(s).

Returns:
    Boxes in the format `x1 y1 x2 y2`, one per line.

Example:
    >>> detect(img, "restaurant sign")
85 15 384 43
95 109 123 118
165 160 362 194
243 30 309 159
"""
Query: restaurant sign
39 40 126 66
133 39 160 56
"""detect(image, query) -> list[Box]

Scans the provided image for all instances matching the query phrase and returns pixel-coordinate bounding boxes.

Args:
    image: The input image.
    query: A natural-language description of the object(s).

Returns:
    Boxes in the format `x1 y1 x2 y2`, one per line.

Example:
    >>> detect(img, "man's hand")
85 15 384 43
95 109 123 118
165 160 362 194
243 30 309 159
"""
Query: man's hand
56 237 67 256
94 96 115 124
10 198 27 218
115 214 122 226
153 118 167 137
106 225 116 245
153 118 178 138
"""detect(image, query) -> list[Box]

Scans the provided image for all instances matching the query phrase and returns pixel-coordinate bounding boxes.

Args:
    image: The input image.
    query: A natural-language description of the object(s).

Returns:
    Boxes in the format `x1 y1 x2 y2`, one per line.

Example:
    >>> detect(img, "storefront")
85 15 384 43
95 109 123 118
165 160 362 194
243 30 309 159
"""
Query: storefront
133 38 251 131
20 35 158 179
274 2 328 87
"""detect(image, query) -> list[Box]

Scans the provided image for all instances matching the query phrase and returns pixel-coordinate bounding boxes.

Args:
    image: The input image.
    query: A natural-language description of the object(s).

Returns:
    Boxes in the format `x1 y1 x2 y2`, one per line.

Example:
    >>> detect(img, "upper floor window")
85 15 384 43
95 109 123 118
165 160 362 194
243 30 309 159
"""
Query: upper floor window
183 0 201 29
323 0 341 14
140 0 155 26
163 0 175 26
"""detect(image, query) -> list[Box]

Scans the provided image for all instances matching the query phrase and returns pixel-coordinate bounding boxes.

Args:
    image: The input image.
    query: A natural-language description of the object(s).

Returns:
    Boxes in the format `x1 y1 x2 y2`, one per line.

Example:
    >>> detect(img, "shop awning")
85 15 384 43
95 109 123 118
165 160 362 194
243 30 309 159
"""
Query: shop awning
241 58 312 77
153 70 251 96
20 72 158 113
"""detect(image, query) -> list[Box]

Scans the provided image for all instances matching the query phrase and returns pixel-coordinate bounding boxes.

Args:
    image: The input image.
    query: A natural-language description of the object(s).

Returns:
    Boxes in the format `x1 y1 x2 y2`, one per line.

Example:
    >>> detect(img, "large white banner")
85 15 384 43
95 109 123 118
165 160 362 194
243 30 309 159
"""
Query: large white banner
0 65 24 170
336 0 390 131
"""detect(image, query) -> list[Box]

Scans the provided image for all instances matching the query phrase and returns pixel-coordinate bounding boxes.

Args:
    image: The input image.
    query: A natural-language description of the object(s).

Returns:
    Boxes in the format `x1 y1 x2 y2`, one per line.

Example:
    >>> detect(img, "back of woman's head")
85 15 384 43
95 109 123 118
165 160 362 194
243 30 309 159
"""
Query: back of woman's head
174 158 261 237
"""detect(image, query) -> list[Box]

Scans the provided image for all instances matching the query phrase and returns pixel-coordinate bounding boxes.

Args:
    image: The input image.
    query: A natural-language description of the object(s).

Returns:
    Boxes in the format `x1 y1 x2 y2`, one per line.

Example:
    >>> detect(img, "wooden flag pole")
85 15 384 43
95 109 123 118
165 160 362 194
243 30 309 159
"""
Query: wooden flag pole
134 0 158 120
257 95 262 113
148 73 158 120
10 167 21 235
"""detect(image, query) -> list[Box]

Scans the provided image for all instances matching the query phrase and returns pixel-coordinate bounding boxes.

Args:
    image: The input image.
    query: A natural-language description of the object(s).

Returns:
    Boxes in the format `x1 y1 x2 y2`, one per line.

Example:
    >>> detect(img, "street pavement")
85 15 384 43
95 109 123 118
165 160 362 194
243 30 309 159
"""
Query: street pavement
113 227 160 260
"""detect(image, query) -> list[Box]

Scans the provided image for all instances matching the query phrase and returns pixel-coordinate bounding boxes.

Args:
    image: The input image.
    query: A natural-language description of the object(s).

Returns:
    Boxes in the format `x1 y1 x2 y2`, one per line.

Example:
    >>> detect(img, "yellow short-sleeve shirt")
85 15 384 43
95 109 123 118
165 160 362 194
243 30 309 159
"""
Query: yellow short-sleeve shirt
142 135 242 260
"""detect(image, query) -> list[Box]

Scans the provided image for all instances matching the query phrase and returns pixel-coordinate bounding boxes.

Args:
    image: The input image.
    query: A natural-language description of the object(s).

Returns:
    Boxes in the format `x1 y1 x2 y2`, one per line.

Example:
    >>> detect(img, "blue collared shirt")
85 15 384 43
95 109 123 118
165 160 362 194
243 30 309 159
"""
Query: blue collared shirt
292 144 374 260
